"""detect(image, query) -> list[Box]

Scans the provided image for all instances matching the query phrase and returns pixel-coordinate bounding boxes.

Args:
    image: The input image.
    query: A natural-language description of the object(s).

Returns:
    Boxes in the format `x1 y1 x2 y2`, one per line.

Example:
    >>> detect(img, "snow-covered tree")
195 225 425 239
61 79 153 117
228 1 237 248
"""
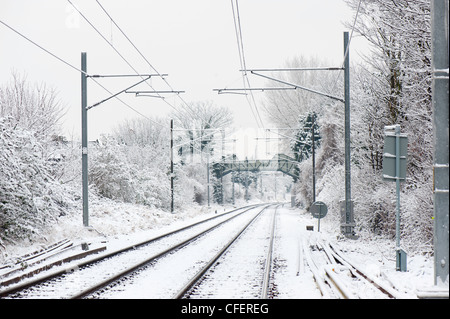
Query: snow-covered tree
0 72 65 141
88 116 173 210
343 0 434 251
172 100 233 158
0 74 72 245
261 2 434 253
0 117 74 245
291 112 321 163
171 100 234 205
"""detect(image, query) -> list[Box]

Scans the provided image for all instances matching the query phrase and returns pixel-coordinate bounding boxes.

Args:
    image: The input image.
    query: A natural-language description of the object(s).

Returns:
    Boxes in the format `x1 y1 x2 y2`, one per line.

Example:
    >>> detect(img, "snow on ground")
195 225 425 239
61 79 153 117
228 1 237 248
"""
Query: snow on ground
0 198 441 299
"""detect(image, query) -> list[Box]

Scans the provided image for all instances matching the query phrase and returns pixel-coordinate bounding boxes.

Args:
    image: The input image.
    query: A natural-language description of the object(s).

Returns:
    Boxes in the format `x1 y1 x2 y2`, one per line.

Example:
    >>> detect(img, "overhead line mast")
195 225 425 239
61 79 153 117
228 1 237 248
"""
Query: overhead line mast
214 32 355 237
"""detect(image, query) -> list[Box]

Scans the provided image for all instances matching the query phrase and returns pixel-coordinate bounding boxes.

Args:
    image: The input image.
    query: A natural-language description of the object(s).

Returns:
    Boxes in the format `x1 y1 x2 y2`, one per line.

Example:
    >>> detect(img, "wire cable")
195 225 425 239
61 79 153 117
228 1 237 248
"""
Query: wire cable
230 0 265 128
330 0 363 94
67 0 193 123
67 0 142 78
0 18 166 129
0 19 87 76
94 0 197 119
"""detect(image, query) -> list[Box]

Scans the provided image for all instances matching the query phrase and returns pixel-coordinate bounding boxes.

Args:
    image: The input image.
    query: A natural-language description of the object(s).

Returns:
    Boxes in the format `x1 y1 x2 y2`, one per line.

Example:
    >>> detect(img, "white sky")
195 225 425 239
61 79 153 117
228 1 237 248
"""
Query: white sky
0 0 366 159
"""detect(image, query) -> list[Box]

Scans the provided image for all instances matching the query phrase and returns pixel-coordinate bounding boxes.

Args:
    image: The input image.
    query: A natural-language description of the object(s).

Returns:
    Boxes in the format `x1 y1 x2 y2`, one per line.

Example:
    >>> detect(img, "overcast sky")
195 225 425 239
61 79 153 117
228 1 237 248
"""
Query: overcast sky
1 0 365 158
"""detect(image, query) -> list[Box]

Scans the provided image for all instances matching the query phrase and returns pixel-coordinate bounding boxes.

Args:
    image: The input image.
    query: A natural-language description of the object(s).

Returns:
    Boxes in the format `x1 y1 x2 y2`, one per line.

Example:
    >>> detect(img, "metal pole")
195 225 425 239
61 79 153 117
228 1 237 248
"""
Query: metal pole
81 52 89 227
207 152 210 207
232 171 235 205
232 154 235 205
318 205 321 232
395 125 401 250
312 116 316 203
170 119 174 213
431 0 449 286
344 31 353 236
245 158 249 201
274 173 277 201
220 166 223 205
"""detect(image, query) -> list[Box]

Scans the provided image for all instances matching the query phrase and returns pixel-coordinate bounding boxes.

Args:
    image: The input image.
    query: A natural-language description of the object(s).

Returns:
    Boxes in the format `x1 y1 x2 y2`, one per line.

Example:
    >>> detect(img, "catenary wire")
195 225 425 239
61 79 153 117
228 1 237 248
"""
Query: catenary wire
329 0 362 95
67 0 195 121
0 18 166 129
94 0 197 119
90 2 232 149
230 0 265 129
0 19 86 76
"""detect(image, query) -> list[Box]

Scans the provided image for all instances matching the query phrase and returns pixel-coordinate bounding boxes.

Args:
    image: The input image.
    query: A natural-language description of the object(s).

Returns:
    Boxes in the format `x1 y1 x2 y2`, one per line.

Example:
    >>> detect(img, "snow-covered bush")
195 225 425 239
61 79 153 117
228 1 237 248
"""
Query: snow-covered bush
89 135 172 209
0 117 73 245
263 0 434 254
89 136 134 203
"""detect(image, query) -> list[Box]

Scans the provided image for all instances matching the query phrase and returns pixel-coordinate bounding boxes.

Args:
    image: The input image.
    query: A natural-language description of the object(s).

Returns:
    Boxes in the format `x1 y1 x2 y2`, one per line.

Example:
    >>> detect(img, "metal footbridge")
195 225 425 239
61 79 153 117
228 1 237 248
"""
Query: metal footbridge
212 154 299 181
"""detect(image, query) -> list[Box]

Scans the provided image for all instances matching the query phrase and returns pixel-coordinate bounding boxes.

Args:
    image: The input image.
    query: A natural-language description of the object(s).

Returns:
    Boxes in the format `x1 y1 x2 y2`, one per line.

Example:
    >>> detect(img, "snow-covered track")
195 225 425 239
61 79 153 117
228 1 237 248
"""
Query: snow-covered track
175 205 278 299
303 238 399 299
301 238 339 298
324 242 399 299
0 203 267 299
260 205 277 299
71 206 265 299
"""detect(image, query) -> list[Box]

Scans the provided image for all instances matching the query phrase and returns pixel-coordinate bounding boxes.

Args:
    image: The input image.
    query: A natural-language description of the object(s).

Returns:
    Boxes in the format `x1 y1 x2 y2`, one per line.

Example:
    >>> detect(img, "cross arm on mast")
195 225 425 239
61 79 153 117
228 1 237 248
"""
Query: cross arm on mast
250 71 344 103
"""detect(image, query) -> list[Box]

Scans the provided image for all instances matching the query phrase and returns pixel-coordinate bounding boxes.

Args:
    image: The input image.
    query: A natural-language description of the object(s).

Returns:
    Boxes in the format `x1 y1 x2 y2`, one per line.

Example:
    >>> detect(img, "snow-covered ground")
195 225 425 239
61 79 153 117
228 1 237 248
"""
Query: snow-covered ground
0 198 443 299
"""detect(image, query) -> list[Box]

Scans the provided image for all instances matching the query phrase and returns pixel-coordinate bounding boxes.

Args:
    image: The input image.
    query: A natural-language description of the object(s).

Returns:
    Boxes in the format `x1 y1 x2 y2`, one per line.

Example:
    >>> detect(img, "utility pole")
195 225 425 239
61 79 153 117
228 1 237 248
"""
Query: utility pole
312 115 316 203
207 150 210 207
431 0 449 287
79 52 179 222
343 31 355 237
81 52 89 227
170 119 174 213
221 130 225 205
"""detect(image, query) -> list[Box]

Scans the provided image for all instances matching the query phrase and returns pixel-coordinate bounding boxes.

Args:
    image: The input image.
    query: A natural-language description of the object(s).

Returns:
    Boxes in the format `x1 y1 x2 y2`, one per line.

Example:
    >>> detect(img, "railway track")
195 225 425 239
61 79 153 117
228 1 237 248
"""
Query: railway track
1 203 403 299
302 237 400 299
173 205 278 299
0 203 268 299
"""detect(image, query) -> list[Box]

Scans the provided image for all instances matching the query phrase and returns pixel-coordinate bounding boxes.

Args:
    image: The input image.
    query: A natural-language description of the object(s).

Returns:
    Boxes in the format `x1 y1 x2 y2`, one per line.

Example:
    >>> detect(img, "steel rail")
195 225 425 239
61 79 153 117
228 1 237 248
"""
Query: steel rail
261 206 278 299
300 238 398 299
0 203 266 298
70 204 272 299
326 242 399 299
172 204 274 299
301 240 333 299
323 264 355 299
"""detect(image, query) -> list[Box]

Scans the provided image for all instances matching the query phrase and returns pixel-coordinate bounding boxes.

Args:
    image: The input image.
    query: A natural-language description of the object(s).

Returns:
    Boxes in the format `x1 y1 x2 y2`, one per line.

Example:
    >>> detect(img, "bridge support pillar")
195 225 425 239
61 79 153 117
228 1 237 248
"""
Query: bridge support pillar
290 185 296 207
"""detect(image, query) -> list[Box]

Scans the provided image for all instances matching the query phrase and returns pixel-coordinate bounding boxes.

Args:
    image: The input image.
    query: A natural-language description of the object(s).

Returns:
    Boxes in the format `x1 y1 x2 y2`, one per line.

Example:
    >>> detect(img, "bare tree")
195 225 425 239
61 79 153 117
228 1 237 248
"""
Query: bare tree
262 55 341 129
172 100 233 156
0 71 66 140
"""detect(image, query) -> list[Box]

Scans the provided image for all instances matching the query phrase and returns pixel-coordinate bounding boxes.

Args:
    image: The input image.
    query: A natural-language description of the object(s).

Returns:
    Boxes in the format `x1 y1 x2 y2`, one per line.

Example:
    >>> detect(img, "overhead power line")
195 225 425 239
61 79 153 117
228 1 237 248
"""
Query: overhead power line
0 19 86 76
67 0 144 79
230 0 265 129
94 0 197 119
0 18 166 129
67 0 194 122
330 0 362 93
